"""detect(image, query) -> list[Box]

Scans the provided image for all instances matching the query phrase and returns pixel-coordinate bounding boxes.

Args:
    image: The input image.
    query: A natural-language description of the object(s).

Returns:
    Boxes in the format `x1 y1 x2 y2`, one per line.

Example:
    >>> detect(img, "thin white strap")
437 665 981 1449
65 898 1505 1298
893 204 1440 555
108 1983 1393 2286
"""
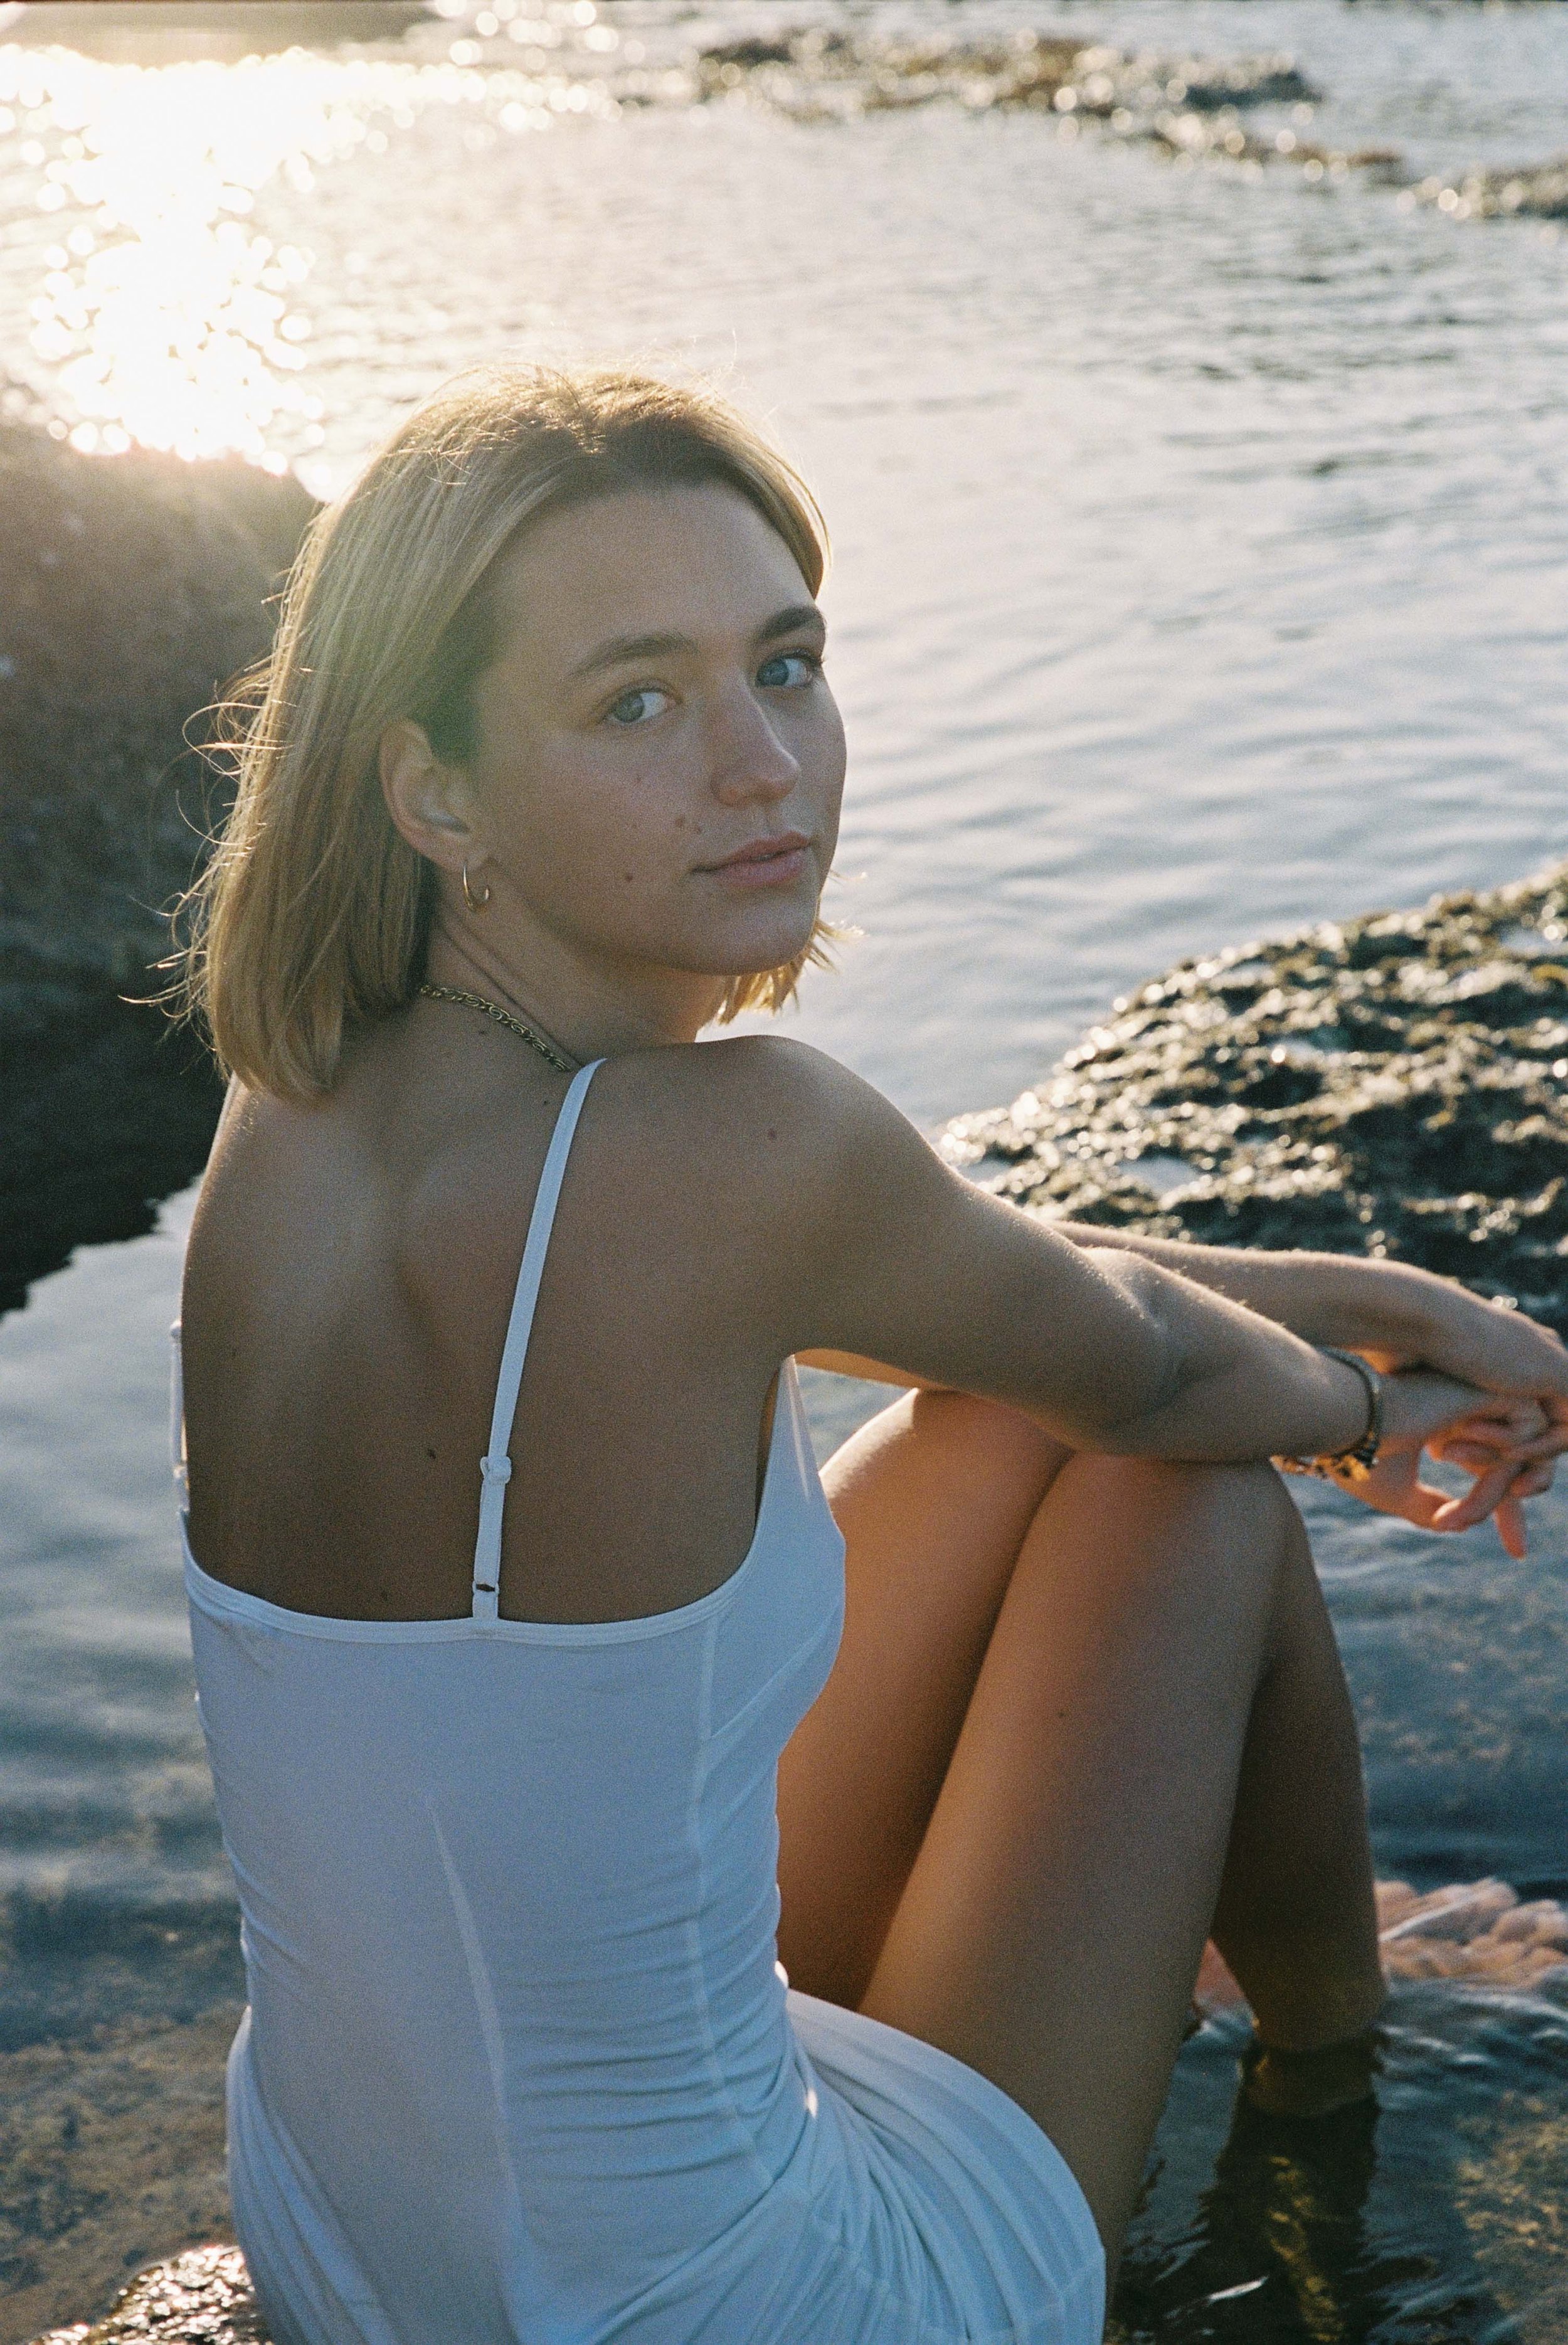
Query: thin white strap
472 1060 603 1619
169 1322 189 1517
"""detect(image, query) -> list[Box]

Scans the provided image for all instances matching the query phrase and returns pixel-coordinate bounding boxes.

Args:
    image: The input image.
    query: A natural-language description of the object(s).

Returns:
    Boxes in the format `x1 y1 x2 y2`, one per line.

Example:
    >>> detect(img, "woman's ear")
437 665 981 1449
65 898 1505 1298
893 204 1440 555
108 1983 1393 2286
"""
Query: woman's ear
379 720 479 874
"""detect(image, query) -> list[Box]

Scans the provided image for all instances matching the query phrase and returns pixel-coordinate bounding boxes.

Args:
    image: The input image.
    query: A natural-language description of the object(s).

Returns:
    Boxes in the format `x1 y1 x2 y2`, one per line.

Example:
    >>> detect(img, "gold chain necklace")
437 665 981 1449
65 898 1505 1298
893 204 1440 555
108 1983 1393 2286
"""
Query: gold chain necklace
417 983 578 1073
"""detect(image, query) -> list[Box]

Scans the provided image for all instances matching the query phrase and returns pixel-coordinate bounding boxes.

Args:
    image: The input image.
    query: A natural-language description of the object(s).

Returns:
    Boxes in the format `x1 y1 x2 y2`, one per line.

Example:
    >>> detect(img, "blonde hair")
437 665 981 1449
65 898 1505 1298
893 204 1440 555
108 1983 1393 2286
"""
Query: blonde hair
177 365 835 1100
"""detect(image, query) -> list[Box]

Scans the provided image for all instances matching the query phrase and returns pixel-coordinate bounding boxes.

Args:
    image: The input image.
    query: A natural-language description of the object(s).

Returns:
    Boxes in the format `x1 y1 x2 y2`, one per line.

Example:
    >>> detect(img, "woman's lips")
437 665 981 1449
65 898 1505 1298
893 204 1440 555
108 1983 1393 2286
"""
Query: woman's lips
699 834 812 888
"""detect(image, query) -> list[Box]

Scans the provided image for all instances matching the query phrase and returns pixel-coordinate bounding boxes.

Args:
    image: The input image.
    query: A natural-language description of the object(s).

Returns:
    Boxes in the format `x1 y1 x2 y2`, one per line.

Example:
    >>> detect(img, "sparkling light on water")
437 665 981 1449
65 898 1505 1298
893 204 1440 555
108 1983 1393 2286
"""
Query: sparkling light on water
0 33 616 467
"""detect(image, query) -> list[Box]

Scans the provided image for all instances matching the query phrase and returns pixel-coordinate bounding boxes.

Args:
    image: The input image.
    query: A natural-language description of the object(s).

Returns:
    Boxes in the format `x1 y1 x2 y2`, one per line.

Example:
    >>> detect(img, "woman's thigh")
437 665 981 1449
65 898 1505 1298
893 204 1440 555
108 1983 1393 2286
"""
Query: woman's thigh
858 1451 1306 2252
775 1388 1073 2008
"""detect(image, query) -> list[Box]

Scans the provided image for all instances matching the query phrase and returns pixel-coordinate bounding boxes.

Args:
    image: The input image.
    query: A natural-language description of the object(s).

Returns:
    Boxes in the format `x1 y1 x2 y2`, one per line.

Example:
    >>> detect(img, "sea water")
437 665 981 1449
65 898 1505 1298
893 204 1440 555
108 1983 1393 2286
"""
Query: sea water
1 3 1566 2336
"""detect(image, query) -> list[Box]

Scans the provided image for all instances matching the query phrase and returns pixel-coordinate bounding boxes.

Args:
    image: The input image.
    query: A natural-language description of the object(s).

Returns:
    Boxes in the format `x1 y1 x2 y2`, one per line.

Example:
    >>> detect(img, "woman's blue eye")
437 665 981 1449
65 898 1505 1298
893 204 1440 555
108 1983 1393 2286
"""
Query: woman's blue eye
756 651 819 689
604 686 672 727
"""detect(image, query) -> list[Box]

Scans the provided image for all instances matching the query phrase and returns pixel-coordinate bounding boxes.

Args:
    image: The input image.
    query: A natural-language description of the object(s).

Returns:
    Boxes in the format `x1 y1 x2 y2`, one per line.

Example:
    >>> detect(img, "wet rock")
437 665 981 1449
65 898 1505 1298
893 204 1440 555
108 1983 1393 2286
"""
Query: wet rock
690 24 1323 136
1403 156 1568 223
0 425 313 1314
682 24 1428 192
0 422 314 1028
28 2246 267 2345
0 996 224 1316
4 2002 241 2345
1143 113 1404 184
940 873 1568 1332
683 24 1565 213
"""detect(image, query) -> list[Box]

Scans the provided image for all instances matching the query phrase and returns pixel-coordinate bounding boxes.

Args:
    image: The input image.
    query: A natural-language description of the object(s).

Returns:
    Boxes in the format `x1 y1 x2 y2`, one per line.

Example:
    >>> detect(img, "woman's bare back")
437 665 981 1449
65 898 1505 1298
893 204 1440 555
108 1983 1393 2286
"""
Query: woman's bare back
181 1017 798 1625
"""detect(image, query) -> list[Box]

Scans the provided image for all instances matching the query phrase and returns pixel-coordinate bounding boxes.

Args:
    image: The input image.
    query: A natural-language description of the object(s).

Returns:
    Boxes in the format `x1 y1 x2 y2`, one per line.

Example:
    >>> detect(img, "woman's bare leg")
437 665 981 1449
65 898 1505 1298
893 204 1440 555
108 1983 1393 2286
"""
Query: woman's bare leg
776 1391 1074 2006
776 1393 1384 2258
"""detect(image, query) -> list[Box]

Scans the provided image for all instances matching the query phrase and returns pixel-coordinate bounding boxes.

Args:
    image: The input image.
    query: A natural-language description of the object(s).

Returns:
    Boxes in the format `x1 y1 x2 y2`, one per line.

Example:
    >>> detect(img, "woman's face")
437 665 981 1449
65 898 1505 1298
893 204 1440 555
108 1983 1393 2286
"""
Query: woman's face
462 482 846 995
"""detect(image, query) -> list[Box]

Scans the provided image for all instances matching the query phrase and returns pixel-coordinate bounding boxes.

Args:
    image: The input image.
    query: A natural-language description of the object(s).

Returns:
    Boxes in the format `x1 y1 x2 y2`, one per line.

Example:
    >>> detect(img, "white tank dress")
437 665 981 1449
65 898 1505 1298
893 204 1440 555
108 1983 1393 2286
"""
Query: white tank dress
177 1059 1105 2345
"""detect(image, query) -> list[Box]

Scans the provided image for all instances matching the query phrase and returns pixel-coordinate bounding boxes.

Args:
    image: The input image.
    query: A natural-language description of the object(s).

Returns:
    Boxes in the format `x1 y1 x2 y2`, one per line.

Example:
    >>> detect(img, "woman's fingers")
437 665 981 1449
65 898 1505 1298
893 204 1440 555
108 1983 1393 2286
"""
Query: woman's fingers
1431 1457 1527 1536
1339 1401 1553 1554
1428 1405 1564 1467
1433 1438 1512 1474
1510 1460 1556 1496
1496 1423 1568 1463
1391 1478 1456 1531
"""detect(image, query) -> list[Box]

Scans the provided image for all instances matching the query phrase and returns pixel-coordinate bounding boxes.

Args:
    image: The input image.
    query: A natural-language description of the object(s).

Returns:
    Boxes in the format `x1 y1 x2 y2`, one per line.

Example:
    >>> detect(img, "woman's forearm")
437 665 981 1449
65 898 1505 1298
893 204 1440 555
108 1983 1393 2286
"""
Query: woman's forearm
1088 1251 1477 1465
1054 1225 1448 1357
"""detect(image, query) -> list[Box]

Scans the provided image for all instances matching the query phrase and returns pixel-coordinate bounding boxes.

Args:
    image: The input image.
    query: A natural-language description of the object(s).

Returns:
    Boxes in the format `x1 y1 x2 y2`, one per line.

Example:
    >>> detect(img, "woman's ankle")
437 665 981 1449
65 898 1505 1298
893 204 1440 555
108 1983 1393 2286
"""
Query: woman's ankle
1226 1937 1387 2058
1241 2022 1383 2119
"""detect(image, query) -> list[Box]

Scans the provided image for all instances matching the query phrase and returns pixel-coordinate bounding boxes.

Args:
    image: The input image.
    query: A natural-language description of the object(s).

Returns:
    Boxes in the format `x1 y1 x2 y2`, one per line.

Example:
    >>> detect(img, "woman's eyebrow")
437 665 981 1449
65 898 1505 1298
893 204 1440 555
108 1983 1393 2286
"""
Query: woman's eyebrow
566 604 825 685
756 603 825 647
567 629 693 683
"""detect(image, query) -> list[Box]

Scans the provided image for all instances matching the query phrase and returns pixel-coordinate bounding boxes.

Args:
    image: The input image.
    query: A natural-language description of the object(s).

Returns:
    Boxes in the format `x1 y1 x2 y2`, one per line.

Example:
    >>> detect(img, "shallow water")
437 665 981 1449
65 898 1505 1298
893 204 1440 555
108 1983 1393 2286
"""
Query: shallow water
2 1 1567 2335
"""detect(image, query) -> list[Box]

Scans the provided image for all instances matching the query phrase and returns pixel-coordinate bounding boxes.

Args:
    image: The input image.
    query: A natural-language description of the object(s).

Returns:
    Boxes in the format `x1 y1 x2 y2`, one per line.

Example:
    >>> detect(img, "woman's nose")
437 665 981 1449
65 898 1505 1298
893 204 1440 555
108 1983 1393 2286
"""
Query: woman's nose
707 683 801 806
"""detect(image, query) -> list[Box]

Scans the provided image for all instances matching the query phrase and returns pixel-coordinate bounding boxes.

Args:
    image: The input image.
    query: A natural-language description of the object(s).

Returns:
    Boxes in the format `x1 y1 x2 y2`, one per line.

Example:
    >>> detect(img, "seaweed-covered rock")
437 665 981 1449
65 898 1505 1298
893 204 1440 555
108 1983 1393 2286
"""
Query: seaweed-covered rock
29 2247 267 2345
940 873 1568 1332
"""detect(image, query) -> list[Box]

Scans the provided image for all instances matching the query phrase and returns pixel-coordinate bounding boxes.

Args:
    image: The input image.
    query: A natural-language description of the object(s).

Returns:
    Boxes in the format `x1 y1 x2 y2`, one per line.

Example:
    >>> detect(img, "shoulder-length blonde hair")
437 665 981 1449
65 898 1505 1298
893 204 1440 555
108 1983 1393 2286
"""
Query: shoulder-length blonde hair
177 365 834 1101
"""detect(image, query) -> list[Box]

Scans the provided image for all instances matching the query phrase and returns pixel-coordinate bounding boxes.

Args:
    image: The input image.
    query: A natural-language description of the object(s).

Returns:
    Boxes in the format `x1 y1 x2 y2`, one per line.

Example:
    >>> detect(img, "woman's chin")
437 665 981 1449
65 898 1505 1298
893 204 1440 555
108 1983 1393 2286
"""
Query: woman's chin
691 909 820 982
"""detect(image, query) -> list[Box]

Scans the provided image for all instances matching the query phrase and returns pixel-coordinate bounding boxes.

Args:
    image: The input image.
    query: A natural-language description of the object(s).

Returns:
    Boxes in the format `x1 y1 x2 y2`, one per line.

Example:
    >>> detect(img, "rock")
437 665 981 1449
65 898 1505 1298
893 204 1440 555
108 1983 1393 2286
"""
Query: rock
1404 157 1568 222
0 996 225 1314
27 2246 267 2345
689 24 1327 141
940 871 1568 1333
0 422 315 1028
0 426 314 1312
3 4 434 64
684 24 1565 211
3 2006 240 2345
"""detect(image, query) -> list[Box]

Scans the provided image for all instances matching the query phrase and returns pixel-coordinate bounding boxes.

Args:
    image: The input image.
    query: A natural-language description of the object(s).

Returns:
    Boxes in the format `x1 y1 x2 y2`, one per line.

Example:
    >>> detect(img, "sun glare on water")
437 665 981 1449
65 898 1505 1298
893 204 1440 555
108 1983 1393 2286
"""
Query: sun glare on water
0 28 617 471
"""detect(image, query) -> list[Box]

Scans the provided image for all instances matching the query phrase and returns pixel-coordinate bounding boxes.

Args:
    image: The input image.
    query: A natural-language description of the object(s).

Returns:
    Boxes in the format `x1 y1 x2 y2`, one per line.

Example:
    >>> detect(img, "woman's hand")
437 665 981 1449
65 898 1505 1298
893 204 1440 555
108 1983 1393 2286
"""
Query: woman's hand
1349 1284 1568 1557
1360 1279 1568 1413
1335 1383 1557 1558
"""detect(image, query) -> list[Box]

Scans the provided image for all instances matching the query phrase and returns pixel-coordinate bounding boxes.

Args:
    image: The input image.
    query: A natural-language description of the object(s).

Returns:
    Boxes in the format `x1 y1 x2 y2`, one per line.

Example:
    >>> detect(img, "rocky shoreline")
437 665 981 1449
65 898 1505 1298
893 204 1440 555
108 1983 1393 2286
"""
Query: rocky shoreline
673 26 1564 219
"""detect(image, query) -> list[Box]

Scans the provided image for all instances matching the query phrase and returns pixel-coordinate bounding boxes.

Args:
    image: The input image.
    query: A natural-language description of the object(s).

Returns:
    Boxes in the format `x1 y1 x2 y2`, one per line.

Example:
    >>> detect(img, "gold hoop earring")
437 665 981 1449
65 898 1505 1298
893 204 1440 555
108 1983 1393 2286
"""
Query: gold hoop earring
461 860 491 913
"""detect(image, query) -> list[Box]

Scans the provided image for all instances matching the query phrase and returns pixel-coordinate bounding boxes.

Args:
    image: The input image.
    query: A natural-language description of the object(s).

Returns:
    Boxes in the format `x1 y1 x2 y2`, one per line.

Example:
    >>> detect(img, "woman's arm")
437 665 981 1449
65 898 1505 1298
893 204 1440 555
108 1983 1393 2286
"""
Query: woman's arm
766 1047 1517 1469
1050 1223 1568 1400
801 1206 1568 1450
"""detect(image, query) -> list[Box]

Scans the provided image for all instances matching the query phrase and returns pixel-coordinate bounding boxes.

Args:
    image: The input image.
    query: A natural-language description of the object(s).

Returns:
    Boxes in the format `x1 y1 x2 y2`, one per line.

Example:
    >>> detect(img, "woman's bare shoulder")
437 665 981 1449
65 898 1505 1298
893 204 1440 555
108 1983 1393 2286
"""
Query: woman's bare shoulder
591 1034 898 1237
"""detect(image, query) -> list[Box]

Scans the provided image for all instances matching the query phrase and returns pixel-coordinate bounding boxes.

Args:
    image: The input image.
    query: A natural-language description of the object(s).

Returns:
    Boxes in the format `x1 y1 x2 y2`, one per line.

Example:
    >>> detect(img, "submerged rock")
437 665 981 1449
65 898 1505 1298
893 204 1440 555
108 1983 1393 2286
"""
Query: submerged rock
687 23 1401 187
940 871 1568 1332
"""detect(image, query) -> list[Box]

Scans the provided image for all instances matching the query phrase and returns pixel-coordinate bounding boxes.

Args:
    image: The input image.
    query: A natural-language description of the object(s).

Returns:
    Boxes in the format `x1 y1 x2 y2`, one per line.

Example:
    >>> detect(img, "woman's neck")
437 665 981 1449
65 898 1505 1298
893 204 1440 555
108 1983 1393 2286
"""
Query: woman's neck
423 913 727 1064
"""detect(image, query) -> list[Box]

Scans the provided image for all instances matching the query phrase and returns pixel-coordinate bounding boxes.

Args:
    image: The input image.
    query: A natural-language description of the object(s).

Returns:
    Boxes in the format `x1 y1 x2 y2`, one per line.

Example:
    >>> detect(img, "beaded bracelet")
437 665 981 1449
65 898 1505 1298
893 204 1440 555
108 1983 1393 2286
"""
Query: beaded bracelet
1275 1345 1384 1486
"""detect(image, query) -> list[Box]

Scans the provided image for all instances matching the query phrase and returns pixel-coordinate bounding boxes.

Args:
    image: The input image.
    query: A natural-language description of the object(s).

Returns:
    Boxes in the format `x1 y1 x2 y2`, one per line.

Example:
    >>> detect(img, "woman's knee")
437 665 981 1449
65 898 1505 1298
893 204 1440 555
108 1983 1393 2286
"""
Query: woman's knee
1052 1452 1306 1607
1064 1449 1290 1514
906 1387 1074 1495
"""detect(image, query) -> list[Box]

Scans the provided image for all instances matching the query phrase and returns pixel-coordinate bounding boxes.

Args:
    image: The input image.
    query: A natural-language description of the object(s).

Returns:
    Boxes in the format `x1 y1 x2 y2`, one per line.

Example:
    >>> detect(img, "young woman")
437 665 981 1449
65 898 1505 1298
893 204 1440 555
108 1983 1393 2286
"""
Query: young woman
175 366 1567 2345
